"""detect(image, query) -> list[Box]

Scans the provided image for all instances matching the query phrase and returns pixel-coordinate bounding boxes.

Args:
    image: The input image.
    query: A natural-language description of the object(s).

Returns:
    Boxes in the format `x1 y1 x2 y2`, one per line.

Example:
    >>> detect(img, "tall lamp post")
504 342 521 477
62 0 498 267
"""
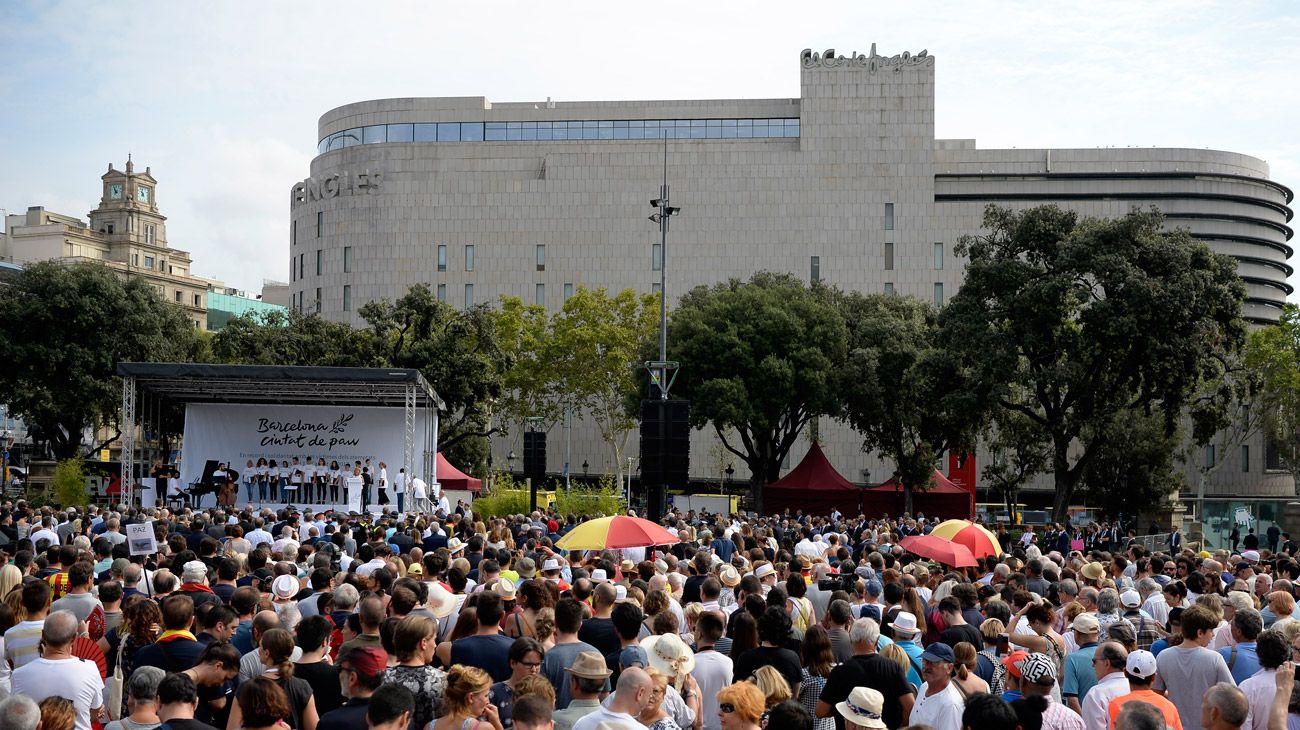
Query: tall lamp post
648 136 680 399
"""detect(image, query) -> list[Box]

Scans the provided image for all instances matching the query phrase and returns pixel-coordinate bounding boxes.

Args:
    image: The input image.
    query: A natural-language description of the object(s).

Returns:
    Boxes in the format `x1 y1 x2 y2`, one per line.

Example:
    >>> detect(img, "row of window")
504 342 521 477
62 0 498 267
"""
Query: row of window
1205 444 1273 472
880 242 945 271
318 117 802 153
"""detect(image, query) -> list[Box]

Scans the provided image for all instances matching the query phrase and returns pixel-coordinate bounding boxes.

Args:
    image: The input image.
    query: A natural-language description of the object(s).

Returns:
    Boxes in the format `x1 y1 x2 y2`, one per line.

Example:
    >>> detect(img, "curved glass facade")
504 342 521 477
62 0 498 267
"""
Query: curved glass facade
318 117 800 155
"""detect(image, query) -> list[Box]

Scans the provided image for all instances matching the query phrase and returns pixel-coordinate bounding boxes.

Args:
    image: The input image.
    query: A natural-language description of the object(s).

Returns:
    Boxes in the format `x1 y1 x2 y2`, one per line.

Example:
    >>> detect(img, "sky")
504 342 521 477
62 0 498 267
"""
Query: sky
3 0 1299 296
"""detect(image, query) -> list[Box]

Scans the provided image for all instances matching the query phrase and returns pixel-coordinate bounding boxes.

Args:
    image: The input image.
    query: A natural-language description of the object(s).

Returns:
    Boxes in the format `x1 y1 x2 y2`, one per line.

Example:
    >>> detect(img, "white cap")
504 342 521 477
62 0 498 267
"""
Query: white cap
591 569 607 582
1120 590 1142 608
542 558 561 572
1243 550 1261 563
1126 650 1157 679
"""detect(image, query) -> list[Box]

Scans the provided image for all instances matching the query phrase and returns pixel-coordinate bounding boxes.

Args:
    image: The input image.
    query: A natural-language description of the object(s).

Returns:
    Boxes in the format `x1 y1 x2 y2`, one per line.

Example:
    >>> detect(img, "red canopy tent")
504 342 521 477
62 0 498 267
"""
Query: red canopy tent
865 468 974 520
762 443 865 516
436 452 483 492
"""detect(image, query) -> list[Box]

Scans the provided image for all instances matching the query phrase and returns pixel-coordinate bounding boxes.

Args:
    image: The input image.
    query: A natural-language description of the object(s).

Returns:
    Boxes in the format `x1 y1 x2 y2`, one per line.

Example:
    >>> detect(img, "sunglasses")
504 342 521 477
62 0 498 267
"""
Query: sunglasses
519 661 542 668
720 704 736 714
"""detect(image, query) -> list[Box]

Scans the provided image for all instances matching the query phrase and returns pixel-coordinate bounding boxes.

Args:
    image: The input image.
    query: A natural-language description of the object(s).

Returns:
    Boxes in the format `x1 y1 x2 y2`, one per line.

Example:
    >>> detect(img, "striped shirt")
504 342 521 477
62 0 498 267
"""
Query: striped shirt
4 619 46 670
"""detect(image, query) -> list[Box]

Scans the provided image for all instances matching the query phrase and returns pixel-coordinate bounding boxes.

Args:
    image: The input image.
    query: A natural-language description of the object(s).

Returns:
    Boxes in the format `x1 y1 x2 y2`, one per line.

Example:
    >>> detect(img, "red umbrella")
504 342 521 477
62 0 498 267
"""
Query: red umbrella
900 534 978 568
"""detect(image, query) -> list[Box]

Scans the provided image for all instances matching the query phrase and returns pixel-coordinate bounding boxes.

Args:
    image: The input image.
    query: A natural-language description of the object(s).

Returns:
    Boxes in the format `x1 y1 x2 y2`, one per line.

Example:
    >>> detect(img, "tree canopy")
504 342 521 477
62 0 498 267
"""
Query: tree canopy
0 261 200 459
941 205 1247 520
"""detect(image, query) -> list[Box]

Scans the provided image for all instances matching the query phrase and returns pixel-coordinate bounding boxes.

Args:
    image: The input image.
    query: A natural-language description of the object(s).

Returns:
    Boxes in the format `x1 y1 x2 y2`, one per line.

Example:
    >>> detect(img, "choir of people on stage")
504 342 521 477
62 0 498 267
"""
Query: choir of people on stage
233 456 393 507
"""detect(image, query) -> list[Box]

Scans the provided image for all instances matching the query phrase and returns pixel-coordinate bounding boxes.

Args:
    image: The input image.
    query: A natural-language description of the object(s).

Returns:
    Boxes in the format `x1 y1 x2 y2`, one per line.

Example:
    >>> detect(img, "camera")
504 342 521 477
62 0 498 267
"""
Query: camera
818 572 858 592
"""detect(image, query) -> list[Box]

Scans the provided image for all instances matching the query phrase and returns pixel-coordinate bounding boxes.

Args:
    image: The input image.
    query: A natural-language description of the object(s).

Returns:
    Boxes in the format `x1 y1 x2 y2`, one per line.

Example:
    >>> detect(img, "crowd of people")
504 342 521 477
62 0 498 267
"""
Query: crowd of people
0 500 1294 730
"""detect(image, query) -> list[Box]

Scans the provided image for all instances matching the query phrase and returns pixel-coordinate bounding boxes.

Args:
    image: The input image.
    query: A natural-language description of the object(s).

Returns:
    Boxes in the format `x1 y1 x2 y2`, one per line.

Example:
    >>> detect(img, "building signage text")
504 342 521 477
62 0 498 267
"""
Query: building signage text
291 170 382 207
800 44 933 72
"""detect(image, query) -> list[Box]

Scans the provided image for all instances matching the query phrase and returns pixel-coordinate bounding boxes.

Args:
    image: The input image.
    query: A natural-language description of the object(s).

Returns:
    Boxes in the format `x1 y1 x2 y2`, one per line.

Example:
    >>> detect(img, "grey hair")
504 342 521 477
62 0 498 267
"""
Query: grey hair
1205 682 1249 726
1096 588 1120 615
332 583 360 611
1056 578 1079 597
1114 698 1165 730
128 666 166 702
0 695 41 730
1136 577 1160 594
849 617 881 647
42 610 79 648
1233 608 1264 641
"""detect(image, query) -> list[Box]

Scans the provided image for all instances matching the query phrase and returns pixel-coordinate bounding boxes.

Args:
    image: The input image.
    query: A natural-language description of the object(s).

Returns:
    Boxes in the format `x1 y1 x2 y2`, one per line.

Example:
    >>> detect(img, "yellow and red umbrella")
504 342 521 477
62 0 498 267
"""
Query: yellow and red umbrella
928 519 1003 559
900 535 979 568
555 515 679 551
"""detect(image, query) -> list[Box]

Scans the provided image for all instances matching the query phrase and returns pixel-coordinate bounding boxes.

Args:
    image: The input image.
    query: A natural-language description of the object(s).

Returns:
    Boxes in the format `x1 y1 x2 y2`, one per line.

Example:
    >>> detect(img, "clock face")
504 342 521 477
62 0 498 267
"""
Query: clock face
137 186 150 203
109 184 123 200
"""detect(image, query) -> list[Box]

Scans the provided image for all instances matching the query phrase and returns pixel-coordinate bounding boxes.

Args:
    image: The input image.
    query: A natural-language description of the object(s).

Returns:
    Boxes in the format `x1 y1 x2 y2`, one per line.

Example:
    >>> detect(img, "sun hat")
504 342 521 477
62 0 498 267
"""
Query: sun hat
1019 653 1057 684
754 563 776 580
447 537 467 553
516 557 537 579
426 582 459 619
719 565 741 588
1243 550 1261 563
639 632 696 677
1126 650 1158 679
1001 650 1030 677
542 558 562 573
887 612 921 637
182 561 208 583
1120 590 1142 608
620 559 636 573
835 687 887 730
1071 613 1100 634
564 651 612 679
615 584 628 602
591 569 608 583
493 580 518 600
272 574 300 600
1080 563 1106 581
921 643 955 663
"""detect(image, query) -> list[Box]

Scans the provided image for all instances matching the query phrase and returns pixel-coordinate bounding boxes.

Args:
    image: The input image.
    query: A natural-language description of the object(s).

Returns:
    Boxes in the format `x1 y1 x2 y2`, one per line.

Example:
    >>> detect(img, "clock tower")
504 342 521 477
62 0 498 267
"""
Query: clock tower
89 157 166 247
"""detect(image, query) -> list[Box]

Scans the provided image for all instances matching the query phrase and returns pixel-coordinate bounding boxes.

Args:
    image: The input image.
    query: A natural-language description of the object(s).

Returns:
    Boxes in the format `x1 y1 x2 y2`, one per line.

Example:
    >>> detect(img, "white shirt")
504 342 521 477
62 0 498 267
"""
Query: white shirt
693 649 734 730
911 681 964 730
12 656 104 730
30 528 59 546
571 704 646 730
247 528 273 548
1241 668 1278 730
1082 672 1131 730
795 539 823 560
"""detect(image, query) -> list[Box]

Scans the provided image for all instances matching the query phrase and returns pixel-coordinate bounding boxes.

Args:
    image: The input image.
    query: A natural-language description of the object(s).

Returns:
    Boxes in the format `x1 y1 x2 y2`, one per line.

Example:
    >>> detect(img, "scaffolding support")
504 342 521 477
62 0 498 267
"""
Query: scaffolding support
404 383 417 487
120 376 136 507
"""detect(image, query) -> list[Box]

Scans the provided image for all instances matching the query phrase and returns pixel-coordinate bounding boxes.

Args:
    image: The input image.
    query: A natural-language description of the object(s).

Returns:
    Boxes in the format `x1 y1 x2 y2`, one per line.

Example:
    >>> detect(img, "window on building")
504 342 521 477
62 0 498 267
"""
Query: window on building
652 243 662 271
1242 444 1251 472
652 282 662 294
884 242 894 271
343 285 352 311
437 245 447 272
437 283 447 302
934 282 944 306
132 253 139 266
193 294 201 307
811 256 820 283
884 282 894 295
564 283 574 300
536 244 546 272
291 220 296 246
343 247 352 274
316 250 322 276
934 242 943 270
465 245 475 272
884 203 894 230
144 224 156 245
464 284 474 308
106 223 115 235
174 291 182 303
313 288 320 313
1205 444 1216 468
536 283 545 306
144 255 155 270
1267 439 1286 471
316 211 323 238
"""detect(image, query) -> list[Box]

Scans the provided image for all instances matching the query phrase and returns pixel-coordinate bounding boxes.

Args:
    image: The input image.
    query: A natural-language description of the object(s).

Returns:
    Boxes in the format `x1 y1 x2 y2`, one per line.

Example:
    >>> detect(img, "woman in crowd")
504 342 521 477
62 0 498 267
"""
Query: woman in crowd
716 682 765 730
488 637 544 730
431 665 502 730
385 616 448 730
798 626 835 730
749 665 791 727
37 697 75 730
102 599 164 717
951 641 990 697
234 676 292 730
639 668 683 730
228 628 317 730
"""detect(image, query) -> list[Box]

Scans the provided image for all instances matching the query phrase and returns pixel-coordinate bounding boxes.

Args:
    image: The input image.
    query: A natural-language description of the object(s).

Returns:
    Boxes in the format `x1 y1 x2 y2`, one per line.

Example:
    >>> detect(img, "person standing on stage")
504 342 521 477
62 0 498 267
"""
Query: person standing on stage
394 468 408 513
255 458 269 502
316 458 329 505
288 457 303 503
329 461 341 504
245 461 257 504
267 460 280 502
378 462 390 508
302 457 316 504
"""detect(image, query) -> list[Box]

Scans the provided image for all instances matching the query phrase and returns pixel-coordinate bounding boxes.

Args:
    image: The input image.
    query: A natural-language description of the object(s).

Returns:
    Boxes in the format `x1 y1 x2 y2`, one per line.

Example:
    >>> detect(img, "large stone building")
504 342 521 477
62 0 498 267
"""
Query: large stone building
3 160 211 329
288 46 1294 507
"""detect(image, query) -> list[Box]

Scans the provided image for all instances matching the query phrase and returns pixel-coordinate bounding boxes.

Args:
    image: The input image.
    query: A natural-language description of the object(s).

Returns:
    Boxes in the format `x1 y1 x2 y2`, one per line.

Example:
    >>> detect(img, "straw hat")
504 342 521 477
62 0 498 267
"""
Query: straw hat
564 651 612 679
493 580 518 600
639 632 696 678
887 612 921 637
836 687 887 730
447 537 467 553
719 565 741 588
1080 563 1106 581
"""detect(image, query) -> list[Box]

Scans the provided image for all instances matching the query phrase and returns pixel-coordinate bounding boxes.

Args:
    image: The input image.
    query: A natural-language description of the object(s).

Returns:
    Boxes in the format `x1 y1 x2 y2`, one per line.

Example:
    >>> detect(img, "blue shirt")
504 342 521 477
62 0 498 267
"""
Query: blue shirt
896 639 924 688
1220 642 1260 684
1150 638 1171 656
1061 642 1098 699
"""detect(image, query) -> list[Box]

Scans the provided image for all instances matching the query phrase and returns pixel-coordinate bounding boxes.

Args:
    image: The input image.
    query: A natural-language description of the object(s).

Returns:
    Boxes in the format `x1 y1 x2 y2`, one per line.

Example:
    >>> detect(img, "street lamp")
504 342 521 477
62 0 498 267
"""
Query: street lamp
724 464 734 490
648 136 680 400
507 451 516 473
582 459 589 478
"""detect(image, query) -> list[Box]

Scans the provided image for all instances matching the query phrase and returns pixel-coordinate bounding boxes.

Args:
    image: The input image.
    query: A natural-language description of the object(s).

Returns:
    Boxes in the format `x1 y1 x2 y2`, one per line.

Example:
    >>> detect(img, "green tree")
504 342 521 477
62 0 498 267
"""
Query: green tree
662 273 847 510
942 205 1247 521
1244 303 1300 491
981 408 1051 525
836 292 989 515
1078 410 1184 519
551 287 660 482
359 284 511 470
210 309 371 367
0 261 199 459
52 458 89 509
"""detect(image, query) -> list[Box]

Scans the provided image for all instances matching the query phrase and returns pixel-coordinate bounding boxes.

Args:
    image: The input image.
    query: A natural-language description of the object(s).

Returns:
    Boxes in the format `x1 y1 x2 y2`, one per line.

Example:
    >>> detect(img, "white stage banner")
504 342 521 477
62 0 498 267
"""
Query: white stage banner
180 404 431 489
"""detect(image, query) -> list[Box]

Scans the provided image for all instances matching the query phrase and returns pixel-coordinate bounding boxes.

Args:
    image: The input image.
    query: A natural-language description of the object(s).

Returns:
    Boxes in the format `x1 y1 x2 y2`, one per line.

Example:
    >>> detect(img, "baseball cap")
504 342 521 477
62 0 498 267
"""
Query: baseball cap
618 645 648 669
1119 590 1142 608
1071 613 1100 634
1126 650 1157 679
1001 650 1030 677
920 643 955 663
865 579 883 597
1018 653 1057 684
340 646 388 681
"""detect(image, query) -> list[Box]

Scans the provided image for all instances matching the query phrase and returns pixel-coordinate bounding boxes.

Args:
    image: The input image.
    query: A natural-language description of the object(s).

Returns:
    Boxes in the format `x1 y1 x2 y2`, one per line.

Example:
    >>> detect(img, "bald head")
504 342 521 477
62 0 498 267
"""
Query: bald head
42 610 79 649
252 610 280 637
616 666 651 697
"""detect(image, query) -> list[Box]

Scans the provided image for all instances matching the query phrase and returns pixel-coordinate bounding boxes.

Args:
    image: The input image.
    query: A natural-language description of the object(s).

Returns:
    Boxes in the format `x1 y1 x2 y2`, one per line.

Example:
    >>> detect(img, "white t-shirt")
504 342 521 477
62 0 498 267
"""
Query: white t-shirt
30 528 59 546
693 649 734 730
911 682 964 730
11 656 104 730
571 705 642 730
